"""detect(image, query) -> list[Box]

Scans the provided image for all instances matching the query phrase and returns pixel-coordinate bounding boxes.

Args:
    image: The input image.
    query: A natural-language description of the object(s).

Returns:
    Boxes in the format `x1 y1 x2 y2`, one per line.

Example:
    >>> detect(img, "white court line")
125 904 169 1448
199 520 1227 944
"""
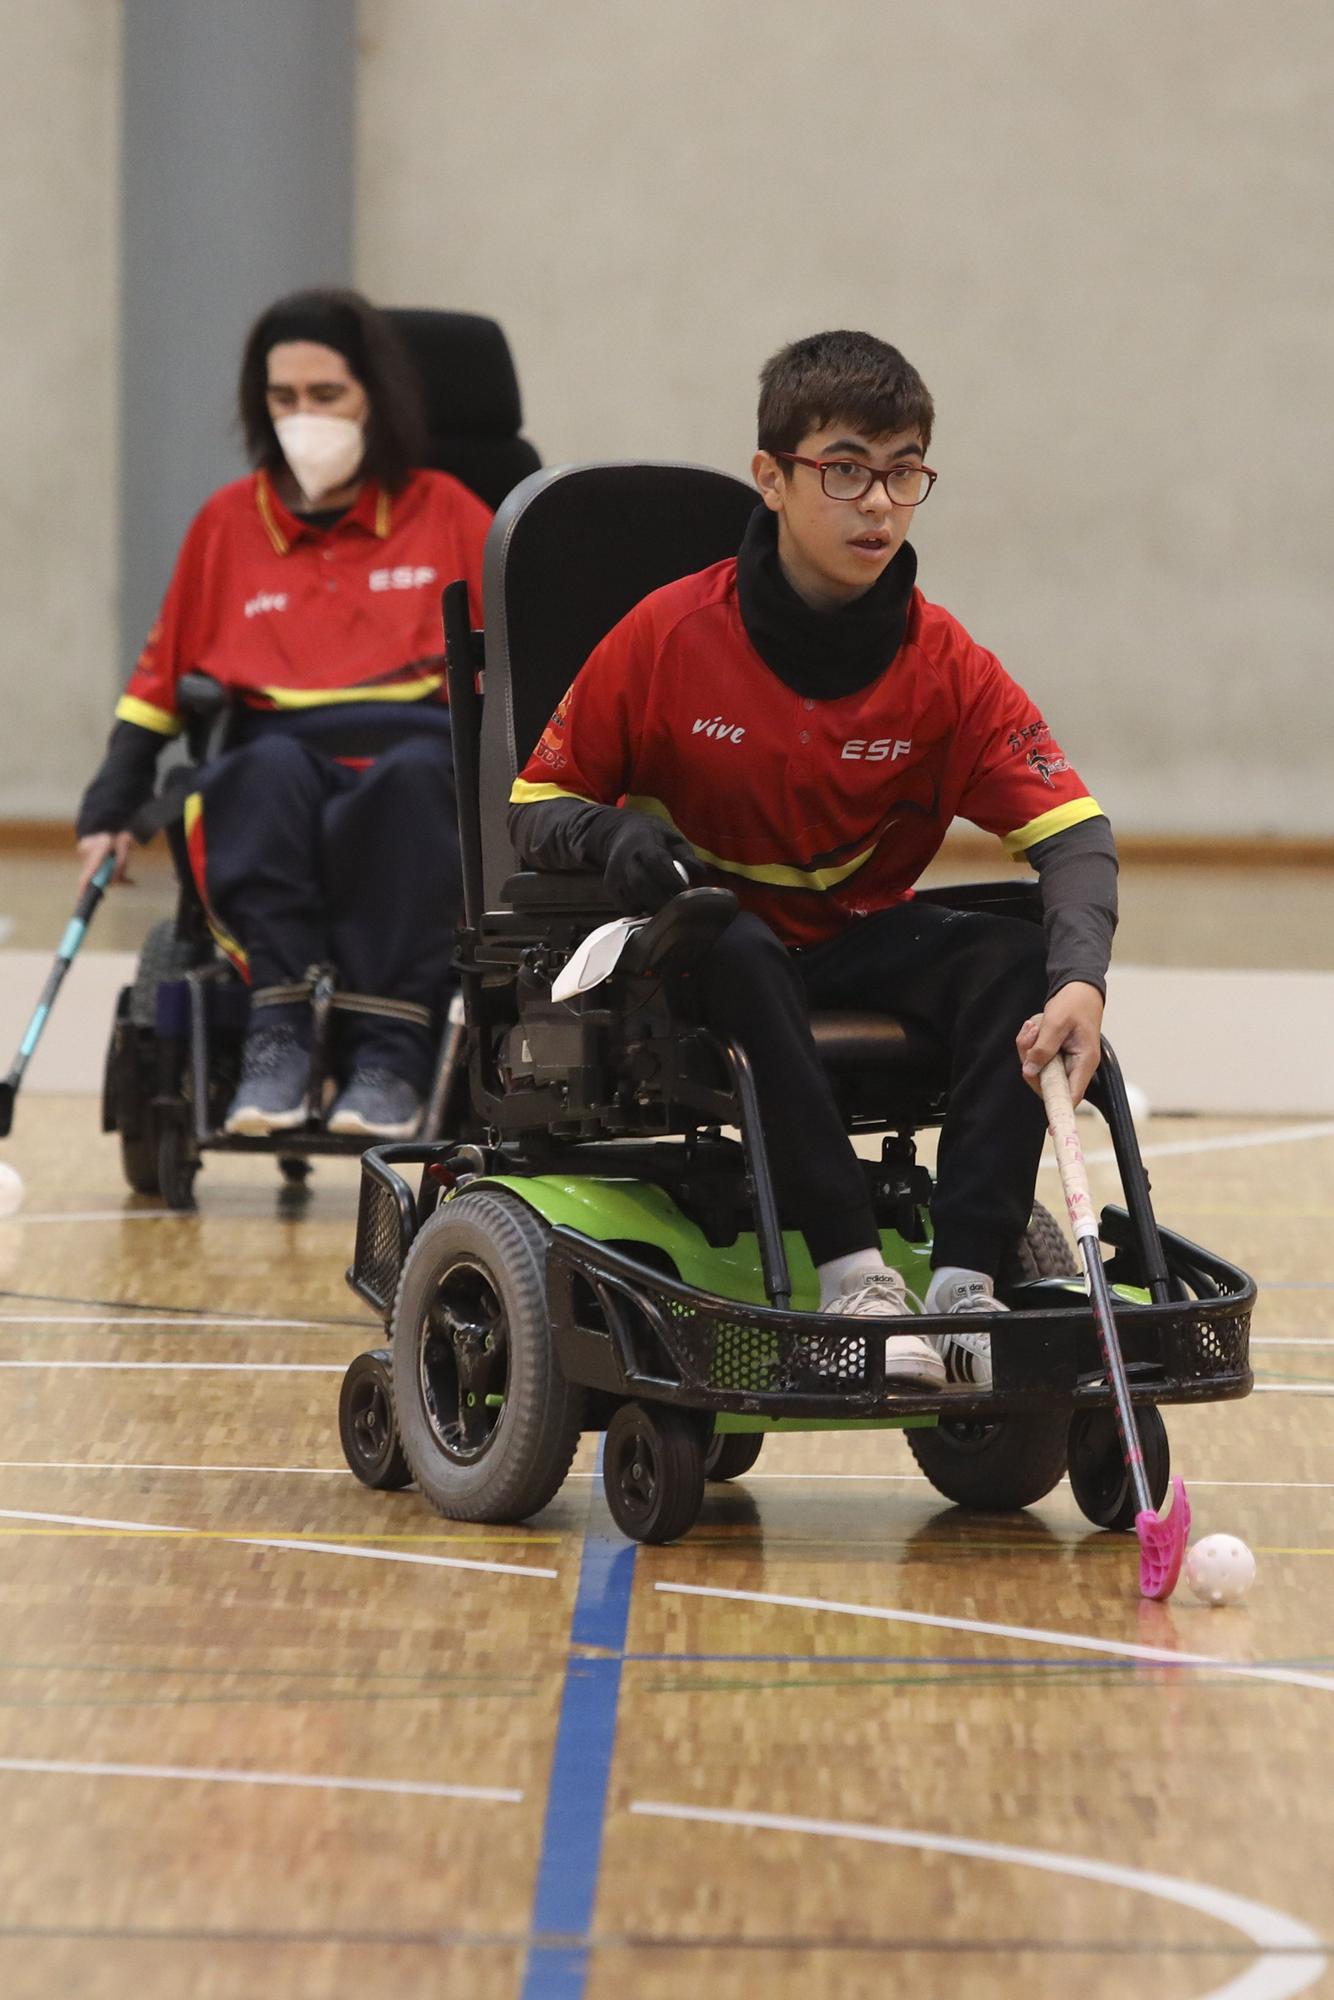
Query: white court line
0 1360 342 1374
632 1802 1325 2000
1251 1384 1334 1398
0 1507 558 1580
655 1582 1334 1697
0 1314 355 1330
0 1460 349 1476
3 1210 191 1226
0 1756 519 1805
1044 1120 1334 1170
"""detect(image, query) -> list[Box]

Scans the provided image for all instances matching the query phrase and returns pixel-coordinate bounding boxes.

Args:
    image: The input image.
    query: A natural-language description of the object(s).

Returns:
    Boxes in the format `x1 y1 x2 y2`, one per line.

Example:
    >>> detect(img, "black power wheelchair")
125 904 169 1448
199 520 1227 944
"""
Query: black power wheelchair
340 461 1256 1545
101 310 541 1210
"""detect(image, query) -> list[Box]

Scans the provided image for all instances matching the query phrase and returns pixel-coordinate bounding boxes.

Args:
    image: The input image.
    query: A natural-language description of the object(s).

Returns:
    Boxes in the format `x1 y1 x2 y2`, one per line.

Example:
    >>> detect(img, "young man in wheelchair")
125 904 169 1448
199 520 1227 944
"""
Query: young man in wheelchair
76 289 492 1141
508 329 1116 1390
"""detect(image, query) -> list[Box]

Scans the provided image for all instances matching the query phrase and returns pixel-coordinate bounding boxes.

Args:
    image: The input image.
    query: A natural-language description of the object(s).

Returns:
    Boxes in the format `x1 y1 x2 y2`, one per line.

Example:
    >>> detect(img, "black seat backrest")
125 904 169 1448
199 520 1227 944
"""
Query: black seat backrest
384 308 540 512
476 461 759 907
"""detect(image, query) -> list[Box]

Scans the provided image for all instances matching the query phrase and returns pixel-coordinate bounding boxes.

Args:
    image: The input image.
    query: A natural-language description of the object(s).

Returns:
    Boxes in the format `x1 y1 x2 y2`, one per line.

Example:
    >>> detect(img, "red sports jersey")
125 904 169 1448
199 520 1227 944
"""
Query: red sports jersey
115 467 491 738
512 558 1101 948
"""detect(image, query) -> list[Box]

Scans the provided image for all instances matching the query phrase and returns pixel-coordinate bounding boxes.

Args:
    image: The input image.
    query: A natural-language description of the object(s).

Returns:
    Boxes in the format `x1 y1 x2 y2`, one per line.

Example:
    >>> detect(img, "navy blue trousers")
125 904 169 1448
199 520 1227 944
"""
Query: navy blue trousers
694 903 1050 1276
192 732 459 1088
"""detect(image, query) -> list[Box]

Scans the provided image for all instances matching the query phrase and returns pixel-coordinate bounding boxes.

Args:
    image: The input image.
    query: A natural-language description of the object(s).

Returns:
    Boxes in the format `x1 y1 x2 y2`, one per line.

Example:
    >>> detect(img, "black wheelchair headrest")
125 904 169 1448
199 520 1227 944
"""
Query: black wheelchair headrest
384 308 540 511
477 460 759 906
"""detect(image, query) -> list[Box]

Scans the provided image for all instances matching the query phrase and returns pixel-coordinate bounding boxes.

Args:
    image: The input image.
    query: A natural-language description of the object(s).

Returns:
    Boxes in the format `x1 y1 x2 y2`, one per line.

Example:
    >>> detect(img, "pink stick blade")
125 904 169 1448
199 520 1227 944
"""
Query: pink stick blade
1135 1476 1192 1600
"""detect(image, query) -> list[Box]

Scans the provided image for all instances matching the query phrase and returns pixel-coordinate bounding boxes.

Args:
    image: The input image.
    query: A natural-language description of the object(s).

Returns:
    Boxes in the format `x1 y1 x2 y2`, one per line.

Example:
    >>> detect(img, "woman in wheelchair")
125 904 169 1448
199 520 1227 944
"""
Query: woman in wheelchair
76 289 491 1140
509 329 1118 1390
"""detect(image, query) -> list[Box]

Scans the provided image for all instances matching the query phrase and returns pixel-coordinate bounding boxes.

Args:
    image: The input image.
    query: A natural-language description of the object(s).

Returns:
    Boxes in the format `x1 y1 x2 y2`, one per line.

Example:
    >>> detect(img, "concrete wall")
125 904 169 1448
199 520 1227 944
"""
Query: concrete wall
3 2 1331 835
1 0 121 819
355 0 1334 837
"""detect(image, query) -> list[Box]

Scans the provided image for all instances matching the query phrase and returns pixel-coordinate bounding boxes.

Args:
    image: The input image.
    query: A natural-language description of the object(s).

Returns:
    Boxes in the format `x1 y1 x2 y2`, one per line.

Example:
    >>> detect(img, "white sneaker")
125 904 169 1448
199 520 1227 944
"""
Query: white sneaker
824 1268 946 1389
924 1273 1006 1388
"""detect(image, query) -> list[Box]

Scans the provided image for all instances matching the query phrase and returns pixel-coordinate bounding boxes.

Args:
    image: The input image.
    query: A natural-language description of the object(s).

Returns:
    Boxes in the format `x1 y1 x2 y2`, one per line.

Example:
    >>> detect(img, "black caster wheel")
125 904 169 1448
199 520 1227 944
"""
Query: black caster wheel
906 1410 1070 1511
278 1154 313 1186
340 1348 413 1490
120 1123 160 1197
1067 1405 1170 1530
156 1123 199 1211
704 1430 764 1481
603 1403 706 1544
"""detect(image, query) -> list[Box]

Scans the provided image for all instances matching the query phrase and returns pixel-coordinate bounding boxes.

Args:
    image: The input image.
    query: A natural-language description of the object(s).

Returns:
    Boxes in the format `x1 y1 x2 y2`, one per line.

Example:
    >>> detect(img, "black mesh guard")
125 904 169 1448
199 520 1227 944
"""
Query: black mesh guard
546 1227 1254 1416
349 1157 419 1316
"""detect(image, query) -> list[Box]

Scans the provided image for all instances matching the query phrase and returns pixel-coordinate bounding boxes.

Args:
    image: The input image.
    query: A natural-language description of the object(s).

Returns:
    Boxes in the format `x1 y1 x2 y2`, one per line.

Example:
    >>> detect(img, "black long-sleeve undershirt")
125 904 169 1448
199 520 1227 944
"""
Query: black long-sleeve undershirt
508 795 1119 999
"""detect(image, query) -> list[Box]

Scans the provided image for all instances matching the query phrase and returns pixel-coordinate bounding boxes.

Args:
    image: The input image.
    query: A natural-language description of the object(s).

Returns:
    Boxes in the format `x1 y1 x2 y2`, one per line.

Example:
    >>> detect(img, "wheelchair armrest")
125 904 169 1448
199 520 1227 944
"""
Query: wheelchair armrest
915 878 1041 924
620 887 739 977
128 763 197 844
500 869 619 915
176 673 234 764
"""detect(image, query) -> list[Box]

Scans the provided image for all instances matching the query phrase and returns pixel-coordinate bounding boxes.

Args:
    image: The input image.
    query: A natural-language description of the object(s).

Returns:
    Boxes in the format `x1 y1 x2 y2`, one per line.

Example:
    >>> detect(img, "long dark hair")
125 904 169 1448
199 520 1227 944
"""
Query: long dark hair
238 287 426 493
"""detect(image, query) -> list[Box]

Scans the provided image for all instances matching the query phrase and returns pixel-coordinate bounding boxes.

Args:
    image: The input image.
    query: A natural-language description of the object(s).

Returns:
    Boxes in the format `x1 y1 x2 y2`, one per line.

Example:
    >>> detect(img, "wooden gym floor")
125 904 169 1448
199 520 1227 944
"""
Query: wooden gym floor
0 856 1331 1998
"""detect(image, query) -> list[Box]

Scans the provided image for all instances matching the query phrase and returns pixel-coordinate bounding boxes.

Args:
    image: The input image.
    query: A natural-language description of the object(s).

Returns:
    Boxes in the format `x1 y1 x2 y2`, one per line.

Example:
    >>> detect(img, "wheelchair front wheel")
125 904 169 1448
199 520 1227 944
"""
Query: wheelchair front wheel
340 1348 413 1490
1067 1405 1170 1530
704 1430 764 1482
604 1402 706 1544
389 1189 582 1522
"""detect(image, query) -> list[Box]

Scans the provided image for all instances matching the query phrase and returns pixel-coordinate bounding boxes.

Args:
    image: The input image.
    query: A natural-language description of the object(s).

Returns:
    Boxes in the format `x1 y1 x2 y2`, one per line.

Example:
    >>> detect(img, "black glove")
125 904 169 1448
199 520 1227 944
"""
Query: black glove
603 812 702 915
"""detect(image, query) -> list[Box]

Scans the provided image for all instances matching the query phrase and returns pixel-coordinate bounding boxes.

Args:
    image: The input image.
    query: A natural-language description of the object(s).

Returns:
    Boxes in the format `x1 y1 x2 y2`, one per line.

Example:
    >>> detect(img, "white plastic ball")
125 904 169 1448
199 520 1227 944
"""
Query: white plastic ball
0 1160 25 1218
1185 1533 1256 1607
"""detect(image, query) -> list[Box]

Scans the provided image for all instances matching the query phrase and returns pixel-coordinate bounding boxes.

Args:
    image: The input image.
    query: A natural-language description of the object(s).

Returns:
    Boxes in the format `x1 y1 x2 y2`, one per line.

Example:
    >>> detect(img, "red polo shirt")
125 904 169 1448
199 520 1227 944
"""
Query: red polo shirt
115 467 490 737
512 558 1101 949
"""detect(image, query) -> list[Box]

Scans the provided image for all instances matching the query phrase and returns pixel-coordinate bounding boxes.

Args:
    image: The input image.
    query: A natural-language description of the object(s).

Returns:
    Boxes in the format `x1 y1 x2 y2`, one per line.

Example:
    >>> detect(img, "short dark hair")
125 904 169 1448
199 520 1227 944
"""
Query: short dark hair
757 329 935 458
237 287 426 493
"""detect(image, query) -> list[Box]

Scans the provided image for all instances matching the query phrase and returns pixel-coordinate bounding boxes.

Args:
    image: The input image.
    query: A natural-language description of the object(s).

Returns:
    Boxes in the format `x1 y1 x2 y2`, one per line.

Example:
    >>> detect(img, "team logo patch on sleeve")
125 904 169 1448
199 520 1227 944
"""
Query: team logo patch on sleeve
1027 745 1070 786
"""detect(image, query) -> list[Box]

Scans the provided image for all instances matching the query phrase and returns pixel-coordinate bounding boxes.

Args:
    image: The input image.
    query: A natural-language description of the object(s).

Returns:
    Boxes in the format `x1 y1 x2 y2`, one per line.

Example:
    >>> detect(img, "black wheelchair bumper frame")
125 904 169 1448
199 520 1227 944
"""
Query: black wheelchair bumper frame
348 1143 1254 1427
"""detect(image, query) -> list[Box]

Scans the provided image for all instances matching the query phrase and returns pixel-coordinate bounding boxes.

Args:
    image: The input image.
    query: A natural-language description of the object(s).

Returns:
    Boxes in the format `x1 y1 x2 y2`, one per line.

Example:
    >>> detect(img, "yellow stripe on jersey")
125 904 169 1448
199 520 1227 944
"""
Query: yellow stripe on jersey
256 675 443 709
255 475 290 555
625 795 876 893
1003 796 1103 856
183 792 249 971
115 694 183 737
509 778 599 807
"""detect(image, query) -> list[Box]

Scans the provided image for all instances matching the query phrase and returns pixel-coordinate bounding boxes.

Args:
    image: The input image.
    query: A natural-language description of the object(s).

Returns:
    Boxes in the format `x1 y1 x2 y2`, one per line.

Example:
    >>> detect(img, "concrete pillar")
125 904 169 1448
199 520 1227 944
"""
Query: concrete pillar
119 0 356 670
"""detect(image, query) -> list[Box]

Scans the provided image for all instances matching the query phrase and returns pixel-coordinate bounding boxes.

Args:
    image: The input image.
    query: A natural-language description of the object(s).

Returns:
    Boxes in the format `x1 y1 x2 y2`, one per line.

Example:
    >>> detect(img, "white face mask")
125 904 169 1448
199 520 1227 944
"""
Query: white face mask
273 412 365 504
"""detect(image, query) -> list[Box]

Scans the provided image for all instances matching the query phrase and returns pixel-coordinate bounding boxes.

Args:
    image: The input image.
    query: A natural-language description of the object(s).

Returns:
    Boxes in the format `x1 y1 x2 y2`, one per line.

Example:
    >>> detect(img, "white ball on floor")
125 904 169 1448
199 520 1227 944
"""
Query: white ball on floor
1125 1082 1151 1123
1185 1533 1256 1606
0 1160 25 1218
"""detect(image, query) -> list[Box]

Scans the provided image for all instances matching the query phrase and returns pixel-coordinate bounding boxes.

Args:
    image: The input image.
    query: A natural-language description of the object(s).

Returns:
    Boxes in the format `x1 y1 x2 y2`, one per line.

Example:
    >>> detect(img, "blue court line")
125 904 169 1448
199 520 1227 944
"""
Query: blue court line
520 1464 636 2000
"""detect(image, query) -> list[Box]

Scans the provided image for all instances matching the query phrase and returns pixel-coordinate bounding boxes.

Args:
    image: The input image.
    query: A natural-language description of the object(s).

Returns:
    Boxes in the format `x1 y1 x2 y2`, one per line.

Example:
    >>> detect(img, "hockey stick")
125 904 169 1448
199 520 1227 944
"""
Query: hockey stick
0 855 116 1138
1040 1057 1190 1600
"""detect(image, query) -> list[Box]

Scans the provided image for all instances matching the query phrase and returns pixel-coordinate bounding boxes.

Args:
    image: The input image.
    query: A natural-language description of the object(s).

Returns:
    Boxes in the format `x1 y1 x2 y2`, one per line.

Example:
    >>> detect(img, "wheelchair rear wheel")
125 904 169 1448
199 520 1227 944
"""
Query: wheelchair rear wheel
904 1206 1076 1511
389 1188 583 1522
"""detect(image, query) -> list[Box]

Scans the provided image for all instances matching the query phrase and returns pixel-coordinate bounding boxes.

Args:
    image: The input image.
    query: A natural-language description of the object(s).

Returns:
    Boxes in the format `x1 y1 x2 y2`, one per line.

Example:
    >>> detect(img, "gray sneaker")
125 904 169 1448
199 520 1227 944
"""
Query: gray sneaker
824 1268 946 1388
925 1274 1007 1388
327 1067 423 1140
224 1023 311 1136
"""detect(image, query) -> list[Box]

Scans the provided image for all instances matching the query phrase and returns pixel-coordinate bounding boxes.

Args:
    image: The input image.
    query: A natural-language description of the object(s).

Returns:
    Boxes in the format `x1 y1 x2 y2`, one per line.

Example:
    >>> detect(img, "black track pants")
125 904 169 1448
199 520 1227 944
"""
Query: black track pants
693 903 1050 1275
191 733 460 1087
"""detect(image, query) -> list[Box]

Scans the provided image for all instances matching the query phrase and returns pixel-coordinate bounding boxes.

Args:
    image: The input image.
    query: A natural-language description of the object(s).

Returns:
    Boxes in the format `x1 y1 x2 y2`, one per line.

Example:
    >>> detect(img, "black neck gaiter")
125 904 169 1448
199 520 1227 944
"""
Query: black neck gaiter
734 503 917 700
